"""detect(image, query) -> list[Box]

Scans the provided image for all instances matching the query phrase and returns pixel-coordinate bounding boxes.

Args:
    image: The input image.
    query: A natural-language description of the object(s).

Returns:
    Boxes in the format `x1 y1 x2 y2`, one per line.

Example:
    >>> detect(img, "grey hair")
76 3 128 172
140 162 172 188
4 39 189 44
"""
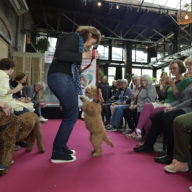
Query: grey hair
140 74 152 86
132 75 140 80
35 81 45 87
184 55 192 65
121 79 128 85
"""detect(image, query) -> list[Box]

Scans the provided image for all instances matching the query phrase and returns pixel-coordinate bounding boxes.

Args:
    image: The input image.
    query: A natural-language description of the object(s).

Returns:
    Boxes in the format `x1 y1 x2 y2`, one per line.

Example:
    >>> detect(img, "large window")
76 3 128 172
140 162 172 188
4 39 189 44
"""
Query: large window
132 68 141 76
48 37 57 52
108 67 116 85
142 69 153 78
112 47 123 61
132 47 147 63
98 45 109 60
156 69 163 82
164 66 170 75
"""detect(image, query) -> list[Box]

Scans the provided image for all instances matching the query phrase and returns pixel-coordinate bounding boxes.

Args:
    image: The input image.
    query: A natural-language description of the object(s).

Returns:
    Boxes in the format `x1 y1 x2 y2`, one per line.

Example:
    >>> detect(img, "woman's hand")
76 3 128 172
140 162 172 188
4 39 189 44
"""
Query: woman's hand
129 105 137 110
82 50 100 59
164 106 176 112
8 84 23 94
0 102 12 116
15 84 23 92
165 77 174 86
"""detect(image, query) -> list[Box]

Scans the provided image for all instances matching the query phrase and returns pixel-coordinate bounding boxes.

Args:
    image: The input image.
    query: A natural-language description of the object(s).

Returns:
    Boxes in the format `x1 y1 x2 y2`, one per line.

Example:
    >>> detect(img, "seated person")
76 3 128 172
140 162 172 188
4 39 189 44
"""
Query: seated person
0 58 34 115
124 74 157 139
109 79 132 115
22 82 48 123
102 79 122 125
184 55 192 79
10 73 28 99
128 60 191 141
106 76 140 132
109 80 118 98
134 94 192 164
99 75 110 103
164 112 192 173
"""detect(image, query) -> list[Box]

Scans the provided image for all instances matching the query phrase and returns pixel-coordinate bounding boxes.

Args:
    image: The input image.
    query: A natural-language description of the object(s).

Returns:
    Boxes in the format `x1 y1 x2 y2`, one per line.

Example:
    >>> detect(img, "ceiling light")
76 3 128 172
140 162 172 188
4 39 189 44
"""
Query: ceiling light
97 1 102 7
116 4 120 9
185 14 189 19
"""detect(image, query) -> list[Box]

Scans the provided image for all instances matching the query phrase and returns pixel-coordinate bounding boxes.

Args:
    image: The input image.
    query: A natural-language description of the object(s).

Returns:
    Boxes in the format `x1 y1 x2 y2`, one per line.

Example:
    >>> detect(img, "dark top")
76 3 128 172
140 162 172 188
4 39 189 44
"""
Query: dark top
10 80 21 99
99 82 110 102
109 85 118 97
48 33 82 77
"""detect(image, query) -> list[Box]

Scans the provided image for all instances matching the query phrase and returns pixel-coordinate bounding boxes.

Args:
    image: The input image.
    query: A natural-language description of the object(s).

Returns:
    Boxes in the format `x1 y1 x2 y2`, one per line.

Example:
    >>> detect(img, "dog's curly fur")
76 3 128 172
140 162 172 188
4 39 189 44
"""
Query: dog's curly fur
80 86 114 157
0 109 45 175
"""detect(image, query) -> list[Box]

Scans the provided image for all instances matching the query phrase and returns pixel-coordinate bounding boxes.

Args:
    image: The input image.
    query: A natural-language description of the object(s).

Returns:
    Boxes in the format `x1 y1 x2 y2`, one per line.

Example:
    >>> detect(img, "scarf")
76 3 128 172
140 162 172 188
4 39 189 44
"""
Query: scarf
71 33 84 95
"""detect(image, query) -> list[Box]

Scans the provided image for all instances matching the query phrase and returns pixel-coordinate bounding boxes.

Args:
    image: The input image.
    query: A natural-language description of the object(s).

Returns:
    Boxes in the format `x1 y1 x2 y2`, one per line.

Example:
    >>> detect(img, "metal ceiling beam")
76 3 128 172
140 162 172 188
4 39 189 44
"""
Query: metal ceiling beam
94 19 120 38
113 22 121 32
29 4 166 34
123 12 148 37
153 29 171 41
156 24 189 45
60 13 79 27
134 27 148 40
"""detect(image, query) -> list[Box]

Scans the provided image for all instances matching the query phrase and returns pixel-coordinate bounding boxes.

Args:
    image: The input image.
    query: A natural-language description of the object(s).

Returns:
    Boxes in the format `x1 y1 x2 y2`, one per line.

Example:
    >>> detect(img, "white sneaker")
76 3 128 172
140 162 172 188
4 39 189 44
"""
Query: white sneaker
39 116 48 123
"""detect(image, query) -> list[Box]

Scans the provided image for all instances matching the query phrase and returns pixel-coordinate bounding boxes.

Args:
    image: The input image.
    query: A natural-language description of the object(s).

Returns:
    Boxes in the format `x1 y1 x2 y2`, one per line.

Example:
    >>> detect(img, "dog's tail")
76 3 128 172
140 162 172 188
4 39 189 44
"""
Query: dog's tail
103 134 114 147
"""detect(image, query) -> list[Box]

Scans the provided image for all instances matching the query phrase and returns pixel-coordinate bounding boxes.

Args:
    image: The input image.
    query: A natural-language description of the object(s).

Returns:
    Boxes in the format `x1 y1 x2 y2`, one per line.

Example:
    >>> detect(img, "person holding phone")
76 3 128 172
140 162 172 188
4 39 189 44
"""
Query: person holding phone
47 26 101 163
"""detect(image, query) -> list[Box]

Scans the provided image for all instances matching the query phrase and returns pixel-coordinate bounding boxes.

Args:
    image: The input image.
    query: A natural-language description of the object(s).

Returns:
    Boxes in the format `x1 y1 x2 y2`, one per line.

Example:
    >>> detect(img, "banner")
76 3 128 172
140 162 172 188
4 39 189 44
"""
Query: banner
80 58 96 93
78 58 97 107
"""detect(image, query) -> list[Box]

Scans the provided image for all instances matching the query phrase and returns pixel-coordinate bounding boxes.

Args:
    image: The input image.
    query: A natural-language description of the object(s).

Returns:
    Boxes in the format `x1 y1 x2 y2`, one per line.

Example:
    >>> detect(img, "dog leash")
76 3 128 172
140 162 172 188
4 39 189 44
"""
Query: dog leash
78 49 100 101
79 49 95 74
96 59 100 102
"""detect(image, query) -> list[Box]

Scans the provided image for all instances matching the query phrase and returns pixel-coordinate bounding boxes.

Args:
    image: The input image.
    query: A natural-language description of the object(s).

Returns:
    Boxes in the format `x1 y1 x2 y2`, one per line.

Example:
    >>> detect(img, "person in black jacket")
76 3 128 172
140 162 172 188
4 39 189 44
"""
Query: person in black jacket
99 75 110 103
47 26 101 163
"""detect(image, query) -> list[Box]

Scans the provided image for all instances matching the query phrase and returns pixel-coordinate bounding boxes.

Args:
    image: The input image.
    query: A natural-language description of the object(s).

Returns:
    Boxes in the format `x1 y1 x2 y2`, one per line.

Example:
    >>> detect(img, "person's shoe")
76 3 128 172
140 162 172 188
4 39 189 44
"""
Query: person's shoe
40 116 48 123
65 149 76 155
0 163 7 171
133 145 154 153
154 155 172 164
51 154 76 163
104 121 110 126
123 129 134 135
126 131 142 141
106 124 113 130
164 161 189 173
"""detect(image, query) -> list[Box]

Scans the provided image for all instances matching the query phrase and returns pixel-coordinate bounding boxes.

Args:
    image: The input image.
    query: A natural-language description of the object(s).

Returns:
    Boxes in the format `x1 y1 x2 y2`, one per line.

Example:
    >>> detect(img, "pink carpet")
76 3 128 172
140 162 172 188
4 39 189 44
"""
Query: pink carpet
0 120 191 192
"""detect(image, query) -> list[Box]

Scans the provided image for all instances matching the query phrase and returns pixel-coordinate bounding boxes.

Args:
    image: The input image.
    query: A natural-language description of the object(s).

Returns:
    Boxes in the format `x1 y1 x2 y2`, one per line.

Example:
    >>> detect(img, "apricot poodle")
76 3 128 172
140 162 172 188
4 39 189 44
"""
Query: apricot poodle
0 109 45 175
80 86 114 157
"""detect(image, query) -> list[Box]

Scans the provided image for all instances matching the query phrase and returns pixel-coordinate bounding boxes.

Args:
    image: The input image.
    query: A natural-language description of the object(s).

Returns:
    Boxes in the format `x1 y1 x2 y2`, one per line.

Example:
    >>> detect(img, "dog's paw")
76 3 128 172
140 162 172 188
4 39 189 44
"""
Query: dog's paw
38 148 45 153
80 96 86 102
25 148 32 152
92 152 102 158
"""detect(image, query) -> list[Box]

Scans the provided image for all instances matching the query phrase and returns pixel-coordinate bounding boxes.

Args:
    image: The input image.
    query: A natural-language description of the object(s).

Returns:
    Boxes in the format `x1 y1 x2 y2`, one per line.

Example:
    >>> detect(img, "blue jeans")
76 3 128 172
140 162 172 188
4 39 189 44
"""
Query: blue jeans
47 73 79 156
110 105 129 127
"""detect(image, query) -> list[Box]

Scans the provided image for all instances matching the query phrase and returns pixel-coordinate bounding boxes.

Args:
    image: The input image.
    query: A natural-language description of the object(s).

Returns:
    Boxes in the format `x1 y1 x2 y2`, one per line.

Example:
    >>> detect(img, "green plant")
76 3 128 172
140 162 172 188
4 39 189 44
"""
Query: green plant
36 38 50 53
99 69 104 80
126 73 134 84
